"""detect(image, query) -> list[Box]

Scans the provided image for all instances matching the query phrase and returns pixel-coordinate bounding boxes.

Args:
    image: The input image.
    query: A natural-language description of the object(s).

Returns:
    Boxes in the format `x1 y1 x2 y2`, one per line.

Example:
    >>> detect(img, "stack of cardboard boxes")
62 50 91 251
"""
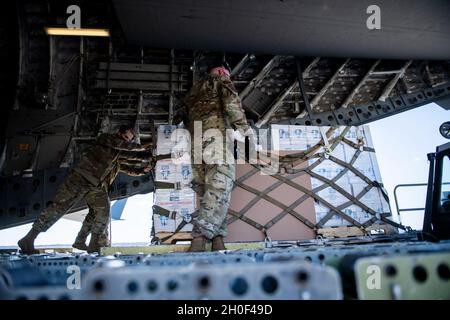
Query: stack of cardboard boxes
152 125 196 238
271 125 390 227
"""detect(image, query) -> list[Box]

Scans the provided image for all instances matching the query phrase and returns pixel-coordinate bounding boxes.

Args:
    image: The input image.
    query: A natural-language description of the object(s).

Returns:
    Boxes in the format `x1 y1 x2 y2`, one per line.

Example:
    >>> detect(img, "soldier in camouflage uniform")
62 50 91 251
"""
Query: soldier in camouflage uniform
72 155 153 251
184 60 251 252
18 126 151 254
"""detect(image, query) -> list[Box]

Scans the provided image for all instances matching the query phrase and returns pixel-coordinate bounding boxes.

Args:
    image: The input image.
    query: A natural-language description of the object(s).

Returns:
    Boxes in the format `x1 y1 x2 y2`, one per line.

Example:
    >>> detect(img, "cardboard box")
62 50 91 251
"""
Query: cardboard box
156 125 191 156
154 188 196 214
153 188 196 233
154 159 193 186
153 214 193 233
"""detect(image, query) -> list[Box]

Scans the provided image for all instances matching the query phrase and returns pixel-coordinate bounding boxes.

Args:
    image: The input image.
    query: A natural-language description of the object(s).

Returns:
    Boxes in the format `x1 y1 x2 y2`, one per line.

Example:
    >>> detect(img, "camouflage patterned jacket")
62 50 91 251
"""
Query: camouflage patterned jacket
184 74 250 179
184 74 250 134
104 151 154 185
73 133 149 187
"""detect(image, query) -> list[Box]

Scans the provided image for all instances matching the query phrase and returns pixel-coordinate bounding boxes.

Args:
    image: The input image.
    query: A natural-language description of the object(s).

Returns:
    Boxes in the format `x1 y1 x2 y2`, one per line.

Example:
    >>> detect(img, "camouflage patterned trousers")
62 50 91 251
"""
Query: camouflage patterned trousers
74 210 110 246
33 170 110 236
191 163 235 239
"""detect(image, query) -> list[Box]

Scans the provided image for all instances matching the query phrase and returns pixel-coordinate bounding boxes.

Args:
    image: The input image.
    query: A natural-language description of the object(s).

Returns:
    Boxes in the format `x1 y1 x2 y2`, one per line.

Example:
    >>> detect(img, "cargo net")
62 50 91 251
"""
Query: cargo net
226 125 408 241
152 125 408 244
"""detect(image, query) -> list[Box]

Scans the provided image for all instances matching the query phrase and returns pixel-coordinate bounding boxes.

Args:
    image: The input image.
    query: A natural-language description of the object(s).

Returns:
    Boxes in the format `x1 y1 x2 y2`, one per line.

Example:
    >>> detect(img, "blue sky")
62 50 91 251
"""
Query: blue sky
0 102 448 246
368 102 448 229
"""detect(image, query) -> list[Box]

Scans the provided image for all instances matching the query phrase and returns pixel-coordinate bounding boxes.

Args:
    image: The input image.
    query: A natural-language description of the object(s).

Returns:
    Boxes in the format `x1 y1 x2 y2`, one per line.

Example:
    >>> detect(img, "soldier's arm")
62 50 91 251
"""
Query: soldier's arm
220 79 251 134
119 159 152 166
119 164 152 176
118 150 153 161
118 151 156 172
113 139 150 152
97 133 150 152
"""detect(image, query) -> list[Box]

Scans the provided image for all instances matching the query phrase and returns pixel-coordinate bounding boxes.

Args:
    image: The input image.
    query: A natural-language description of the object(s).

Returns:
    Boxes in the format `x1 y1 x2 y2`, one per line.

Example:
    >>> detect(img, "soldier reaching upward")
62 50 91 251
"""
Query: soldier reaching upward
184 60 252 252
18 125 151 254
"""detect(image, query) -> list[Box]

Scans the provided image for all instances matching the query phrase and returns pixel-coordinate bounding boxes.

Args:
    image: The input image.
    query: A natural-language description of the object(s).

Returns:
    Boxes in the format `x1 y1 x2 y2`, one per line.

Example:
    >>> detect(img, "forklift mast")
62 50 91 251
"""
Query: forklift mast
423 141 450 240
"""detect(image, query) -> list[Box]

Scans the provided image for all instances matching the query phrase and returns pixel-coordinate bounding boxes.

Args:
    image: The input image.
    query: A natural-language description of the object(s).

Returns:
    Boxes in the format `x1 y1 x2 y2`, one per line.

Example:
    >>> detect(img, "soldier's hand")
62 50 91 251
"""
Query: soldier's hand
144 167 152 173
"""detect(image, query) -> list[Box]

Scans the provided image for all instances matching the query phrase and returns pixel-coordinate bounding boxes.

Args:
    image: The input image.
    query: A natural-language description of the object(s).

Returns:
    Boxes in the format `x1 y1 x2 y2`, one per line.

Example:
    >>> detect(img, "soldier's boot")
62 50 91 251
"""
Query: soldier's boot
72 241 88 251
188 236 206 252
211 236 226 251
72 224 91 251
18 228 40 255
98 232 111 248
87 234 101 254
